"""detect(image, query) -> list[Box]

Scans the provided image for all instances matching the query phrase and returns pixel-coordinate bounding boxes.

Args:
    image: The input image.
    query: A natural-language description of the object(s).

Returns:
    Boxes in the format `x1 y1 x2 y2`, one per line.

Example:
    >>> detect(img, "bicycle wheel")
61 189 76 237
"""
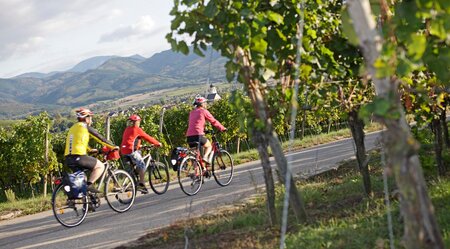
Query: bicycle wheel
104 169 136 213
212 149 234 186
178 156 202 196
149 161 170 195
52 183 88 228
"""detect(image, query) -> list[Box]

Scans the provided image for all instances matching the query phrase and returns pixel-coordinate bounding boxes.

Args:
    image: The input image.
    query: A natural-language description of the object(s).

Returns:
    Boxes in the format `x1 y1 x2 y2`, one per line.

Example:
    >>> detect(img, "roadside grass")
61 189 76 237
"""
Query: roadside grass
118 150 450 249
0 123 383 219
0 195 52 218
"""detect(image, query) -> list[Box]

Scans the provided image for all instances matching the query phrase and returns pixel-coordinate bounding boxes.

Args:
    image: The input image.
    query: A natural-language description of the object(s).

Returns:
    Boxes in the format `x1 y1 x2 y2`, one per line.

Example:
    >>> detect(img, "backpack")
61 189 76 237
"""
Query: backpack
63 171 87 199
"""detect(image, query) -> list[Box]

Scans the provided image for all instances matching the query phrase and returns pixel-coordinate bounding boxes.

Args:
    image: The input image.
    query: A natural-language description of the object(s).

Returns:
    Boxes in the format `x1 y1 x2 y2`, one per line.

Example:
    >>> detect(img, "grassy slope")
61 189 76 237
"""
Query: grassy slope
119 151 450 249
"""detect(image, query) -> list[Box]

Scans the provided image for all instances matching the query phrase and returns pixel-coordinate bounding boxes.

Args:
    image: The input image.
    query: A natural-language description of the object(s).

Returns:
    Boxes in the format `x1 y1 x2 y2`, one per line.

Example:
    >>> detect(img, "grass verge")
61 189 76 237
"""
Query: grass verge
118 150 450 249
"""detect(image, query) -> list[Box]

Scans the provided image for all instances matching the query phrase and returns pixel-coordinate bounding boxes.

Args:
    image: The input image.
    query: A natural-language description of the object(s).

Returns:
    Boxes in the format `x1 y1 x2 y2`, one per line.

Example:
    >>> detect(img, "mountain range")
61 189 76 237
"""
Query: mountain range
0 47 227 119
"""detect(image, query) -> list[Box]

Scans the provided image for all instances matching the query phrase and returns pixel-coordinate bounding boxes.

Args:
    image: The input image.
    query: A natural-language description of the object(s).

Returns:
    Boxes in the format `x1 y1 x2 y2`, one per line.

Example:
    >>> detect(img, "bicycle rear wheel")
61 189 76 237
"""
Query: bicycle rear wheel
149 161 170 195
105 169 136 213
52 183 88 228
178 156 202 196
212 149 234 186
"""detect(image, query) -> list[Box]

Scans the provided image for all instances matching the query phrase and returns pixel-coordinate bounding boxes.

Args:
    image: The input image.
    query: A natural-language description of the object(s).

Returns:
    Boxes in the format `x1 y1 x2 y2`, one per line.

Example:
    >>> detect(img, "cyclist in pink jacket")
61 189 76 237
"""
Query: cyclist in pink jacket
186 96 226 164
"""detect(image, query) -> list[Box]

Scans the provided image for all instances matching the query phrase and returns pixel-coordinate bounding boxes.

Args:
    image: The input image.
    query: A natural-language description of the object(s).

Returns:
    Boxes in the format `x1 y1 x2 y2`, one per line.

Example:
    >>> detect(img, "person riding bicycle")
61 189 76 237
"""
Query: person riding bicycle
120 114 162 194
64 108 118 193
186 95 226 166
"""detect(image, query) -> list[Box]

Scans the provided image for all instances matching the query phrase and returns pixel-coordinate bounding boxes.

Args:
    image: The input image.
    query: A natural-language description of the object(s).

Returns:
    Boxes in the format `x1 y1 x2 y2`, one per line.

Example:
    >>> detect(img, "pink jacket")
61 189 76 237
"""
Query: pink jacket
186 107 225 136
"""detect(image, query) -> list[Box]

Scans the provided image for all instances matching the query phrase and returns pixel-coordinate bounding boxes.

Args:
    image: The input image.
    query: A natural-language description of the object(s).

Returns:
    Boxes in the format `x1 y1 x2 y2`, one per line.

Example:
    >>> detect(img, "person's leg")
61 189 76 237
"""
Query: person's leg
202 140 212 163
139 169 145 184
131 151 148 194
88 160 105 184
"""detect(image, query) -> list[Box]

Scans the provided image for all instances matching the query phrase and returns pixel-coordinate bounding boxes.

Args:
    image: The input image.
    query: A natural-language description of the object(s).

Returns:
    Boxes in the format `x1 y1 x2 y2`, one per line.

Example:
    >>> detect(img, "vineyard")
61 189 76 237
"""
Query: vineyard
0 0 449 248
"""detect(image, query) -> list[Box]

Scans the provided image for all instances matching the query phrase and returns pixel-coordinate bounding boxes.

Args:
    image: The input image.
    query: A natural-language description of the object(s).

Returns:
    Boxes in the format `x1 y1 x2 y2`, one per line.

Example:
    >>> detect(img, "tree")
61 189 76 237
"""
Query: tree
167 0 309 222
345 0 446 247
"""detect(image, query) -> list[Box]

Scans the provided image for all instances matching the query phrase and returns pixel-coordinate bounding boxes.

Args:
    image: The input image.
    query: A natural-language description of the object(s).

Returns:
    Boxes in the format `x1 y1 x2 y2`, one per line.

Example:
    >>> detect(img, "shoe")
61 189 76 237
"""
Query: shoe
137 183 148 194
87 185 100 193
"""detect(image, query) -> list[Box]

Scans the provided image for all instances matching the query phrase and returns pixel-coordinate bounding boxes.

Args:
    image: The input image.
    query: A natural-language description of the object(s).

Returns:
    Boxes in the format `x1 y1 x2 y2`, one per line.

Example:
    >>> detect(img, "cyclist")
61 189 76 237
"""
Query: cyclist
120 114 162 194
186 95 226 166
64 108 118 193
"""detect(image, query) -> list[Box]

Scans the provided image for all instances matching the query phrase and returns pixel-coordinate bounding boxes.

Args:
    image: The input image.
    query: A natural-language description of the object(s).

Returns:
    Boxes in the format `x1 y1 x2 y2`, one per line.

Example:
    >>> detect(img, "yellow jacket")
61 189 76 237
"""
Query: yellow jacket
64 122 116 156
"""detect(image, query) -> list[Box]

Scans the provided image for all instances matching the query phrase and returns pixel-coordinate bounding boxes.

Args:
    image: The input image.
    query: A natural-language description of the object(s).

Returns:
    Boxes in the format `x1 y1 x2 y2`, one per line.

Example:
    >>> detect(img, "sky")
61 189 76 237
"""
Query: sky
0 0 174 78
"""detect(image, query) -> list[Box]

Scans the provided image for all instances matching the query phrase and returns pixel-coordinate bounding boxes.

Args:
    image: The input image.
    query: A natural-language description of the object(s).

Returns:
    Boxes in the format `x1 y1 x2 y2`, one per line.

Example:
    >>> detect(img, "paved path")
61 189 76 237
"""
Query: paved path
0 132 381 249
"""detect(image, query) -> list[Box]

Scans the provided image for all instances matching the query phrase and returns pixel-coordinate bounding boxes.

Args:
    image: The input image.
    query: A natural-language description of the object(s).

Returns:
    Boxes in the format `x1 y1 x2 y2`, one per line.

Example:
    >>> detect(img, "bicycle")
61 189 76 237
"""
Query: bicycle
121 145 170 195
177 129 234 196
51 149 136 228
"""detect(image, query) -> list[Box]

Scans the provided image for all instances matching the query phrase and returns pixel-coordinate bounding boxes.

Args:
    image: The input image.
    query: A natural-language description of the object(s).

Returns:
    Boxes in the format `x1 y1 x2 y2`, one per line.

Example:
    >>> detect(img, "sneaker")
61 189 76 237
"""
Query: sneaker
87 185 100 193
137 183 148 194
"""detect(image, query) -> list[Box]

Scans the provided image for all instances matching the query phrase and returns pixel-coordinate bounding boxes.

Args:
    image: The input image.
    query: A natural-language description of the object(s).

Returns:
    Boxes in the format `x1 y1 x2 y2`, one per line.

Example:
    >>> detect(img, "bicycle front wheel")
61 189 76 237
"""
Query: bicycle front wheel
212 149 234 186
178 156 202 196
52 183 88 228
149 161 170 195
104 169 136 213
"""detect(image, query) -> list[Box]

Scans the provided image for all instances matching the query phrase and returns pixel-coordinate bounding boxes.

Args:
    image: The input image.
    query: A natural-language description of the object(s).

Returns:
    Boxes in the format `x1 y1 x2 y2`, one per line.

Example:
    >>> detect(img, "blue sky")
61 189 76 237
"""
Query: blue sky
0 0 174 78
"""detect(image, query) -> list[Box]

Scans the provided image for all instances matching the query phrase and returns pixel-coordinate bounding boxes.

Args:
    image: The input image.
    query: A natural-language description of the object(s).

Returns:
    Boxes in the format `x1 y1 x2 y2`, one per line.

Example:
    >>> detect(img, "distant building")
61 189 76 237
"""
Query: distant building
206 84 221 102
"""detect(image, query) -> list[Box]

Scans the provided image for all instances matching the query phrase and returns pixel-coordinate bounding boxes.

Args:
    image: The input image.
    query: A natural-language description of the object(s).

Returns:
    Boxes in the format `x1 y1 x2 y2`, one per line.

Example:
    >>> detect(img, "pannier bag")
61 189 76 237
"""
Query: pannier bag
102 146 120 161
64 171 87 199
170 147 188 171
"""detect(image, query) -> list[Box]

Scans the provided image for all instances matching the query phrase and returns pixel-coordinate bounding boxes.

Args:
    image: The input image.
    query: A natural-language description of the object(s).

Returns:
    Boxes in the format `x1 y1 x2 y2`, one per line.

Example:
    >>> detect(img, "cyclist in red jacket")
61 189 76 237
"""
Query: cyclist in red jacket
121 114 162 194
186 96 226 165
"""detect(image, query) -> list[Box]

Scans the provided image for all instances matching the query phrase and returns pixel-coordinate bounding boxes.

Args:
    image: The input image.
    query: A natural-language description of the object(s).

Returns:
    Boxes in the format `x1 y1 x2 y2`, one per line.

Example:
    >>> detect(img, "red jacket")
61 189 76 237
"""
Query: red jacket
186 107 225 136
120 126 160 155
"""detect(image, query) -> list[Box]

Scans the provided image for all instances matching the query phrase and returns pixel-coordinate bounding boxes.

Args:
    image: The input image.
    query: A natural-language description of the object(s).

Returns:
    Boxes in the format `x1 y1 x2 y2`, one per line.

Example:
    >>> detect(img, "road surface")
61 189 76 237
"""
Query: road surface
0 132 381 249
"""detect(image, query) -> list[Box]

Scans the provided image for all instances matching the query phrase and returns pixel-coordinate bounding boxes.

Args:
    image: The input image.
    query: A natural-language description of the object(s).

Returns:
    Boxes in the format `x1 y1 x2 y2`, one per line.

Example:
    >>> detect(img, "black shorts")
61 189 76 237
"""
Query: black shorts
186 135 208 148
65 155 98 171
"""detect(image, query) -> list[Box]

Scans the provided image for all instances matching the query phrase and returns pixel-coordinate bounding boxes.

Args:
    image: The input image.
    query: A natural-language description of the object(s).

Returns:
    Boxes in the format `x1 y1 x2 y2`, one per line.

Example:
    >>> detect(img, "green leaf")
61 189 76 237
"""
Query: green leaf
193 46 205 57
251 36 268 54
406 34 426 61
373 98 391 116
204 1 218 18
225 61 236 82
275 28 287 41
266 11 284 25
429 19 447 40
307 29 317 39
177 41 189 55
396 56 415 77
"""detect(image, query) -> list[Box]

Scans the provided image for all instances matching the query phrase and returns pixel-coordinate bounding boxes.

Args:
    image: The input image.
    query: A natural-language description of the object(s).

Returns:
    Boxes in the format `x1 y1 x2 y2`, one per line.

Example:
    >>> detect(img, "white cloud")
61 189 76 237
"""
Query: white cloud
0 0 109 59
108 9 123 20
99 15 156 43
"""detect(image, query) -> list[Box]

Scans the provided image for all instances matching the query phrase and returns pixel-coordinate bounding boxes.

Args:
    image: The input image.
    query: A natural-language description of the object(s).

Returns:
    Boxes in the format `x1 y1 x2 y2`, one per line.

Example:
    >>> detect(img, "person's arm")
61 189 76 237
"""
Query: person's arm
203 109 226 131
87 126 117 149
137 127 162 146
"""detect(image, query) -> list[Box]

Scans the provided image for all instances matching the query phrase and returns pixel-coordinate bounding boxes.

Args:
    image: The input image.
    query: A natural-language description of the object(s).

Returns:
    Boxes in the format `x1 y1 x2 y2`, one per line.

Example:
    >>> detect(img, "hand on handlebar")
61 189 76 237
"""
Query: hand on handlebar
89 148 98 154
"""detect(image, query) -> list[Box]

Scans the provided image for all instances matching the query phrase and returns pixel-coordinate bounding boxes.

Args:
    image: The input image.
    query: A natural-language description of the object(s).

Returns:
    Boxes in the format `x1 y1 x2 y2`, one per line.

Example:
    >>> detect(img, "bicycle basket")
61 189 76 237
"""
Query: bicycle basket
170 147 188 171
64 171 87 199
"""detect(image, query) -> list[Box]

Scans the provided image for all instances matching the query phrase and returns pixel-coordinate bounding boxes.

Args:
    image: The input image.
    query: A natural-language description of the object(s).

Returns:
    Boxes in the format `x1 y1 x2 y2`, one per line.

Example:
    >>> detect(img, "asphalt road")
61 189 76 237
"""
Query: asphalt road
0 131 381 249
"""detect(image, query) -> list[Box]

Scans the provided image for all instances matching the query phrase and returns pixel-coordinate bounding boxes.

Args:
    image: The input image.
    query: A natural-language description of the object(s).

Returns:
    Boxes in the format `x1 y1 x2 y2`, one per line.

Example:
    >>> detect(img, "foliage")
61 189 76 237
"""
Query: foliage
0 112 60 194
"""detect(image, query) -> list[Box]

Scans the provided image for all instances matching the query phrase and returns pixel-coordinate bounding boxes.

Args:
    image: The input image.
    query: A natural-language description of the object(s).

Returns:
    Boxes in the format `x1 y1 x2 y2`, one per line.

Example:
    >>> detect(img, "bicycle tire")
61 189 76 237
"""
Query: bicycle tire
104 169 136 213
178 155 203 196
52 183 88 228
149 161 170 195
212 149 234 186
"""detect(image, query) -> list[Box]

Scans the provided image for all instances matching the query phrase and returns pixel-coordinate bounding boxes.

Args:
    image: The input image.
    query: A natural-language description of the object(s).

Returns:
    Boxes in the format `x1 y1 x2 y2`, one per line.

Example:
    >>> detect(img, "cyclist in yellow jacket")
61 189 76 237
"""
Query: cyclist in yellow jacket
64 108 118 193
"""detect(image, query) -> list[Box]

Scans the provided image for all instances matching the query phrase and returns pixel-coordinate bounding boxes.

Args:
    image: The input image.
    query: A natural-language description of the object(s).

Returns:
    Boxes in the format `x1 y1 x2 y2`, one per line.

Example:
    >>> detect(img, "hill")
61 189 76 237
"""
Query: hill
0 47 227 119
